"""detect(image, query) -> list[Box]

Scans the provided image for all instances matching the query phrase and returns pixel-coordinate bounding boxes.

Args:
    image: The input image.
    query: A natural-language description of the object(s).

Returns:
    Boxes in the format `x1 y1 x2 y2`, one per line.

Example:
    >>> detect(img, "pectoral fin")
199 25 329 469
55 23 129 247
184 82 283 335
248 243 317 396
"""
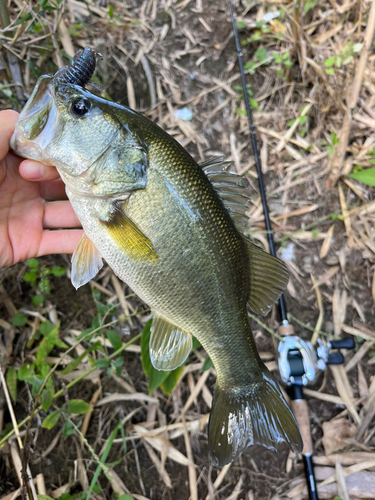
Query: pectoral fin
246 240 289 316
101 203 158 263
150 313 192 371
71 234 103 289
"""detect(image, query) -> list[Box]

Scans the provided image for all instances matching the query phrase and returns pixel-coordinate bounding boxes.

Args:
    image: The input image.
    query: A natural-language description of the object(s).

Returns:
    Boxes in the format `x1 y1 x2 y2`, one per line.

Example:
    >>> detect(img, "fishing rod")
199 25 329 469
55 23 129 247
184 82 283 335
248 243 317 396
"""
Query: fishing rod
227 2 355 500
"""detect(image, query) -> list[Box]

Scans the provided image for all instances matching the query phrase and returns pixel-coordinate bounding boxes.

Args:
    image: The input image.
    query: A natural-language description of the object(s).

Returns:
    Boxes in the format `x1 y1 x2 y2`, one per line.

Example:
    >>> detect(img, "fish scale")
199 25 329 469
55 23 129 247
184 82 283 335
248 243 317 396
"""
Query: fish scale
11 66 303 467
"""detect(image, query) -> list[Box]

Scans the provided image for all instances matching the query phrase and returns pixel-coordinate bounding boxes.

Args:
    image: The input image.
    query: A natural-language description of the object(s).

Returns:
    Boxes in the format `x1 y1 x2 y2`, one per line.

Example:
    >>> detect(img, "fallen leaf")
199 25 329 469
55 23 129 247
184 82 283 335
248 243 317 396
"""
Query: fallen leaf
322 417 356 455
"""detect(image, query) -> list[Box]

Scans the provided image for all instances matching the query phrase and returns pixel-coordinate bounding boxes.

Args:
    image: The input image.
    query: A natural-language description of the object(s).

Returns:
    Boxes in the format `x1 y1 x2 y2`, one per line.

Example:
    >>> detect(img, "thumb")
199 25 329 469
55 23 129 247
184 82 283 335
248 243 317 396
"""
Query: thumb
0 110 19 184
0 110 19 160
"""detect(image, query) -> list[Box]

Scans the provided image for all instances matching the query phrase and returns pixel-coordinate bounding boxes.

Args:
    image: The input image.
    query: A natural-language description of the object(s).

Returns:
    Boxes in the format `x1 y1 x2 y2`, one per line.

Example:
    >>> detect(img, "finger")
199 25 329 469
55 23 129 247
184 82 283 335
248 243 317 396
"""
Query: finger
20 160 60 182
39 179 68 201
0 110 19 159
43 201 81 229
37 229 83 257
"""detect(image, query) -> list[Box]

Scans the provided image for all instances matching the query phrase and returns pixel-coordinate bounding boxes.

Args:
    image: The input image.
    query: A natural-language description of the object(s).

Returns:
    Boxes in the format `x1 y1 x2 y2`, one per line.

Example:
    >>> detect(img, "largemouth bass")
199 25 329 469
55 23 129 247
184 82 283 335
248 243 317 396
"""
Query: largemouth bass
10 49 302 466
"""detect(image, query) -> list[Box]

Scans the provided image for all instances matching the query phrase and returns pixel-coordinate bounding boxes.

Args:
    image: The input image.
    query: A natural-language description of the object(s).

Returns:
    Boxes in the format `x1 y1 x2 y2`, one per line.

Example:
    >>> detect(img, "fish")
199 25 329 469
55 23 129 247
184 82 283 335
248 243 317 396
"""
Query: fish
10 48 302 467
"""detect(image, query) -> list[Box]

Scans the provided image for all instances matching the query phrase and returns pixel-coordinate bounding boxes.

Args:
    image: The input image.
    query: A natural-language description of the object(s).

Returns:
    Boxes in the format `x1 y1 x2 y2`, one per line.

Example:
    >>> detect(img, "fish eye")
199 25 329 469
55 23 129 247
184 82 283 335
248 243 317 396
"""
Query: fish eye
71 98 91 117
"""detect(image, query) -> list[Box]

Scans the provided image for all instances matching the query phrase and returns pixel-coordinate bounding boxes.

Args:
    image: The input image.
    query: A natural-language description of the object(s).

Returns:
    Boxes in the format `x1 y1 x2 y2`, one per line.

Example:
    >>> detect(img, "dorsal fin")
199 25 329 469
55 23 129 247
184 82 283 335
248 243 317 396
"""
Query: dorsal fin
200 156 232 172
200 157 250 234
200 157 288 316
245 239 289 316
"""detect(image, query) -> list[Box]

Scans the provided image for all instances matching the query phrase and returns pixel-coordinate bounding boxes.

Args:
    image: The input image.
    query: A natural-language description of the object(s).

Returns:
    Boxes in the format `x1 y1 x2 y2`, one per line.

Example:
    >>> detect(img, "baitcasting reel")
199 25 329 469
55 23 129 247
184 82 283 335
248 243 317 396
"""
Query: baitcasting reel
278 325 355 386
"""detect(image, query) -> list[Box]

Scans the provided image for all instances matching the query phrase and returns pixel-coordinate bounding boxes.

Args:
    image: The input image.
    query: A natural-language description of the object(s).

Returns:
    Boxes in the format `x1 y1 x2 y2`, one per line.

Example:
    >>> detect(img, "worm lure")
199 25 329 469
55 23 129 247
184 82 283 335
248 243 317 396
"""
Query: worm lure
54 47 98 87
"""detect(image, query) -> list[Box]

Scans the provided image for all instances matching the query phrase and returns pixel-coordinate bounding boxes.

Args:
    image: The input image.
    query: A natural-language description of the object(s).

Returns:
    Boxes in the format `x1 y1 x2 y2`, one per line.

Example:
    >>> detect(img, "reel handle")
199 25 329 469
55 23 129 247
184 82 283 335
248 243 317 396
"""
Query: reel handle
329 338 356 350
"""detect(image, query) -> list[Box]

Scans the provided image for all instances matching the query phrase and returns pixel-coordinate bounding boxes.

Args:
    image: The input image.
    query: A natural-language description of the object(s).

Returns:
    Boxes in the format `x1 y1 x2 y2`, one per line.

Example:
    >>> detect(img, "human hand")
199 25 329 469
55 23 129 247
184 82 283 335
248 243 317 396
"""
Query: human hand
0 110 83 267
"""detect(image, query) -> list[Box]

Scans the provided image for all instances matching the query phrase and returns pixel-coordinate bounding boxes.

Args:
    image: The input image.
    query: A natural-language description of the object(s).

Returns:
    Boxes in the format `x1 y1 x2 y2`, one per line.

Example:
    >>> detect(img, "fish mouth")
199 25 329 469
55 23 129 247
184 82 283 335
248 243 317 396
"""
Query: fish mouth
10 76 61 165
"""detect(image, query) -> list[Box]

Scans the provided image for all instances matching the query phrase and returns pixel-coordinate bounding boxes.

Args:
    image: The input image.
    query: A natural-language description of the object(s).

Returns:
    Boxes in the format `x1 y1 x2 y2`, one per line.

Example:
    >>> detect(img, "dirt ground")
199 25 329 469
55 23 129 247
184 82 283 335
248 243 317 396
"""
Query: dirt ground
1 0 375 499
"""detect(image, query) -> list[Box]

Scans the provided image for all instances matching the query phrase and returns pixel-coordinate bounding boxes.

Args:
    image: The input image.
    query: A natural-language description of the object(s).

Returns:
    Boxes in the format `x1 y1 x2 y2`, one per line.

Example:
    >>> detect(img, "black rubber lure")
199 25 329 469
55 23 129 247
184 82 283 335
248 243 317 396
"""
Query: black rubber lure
54 47 97 87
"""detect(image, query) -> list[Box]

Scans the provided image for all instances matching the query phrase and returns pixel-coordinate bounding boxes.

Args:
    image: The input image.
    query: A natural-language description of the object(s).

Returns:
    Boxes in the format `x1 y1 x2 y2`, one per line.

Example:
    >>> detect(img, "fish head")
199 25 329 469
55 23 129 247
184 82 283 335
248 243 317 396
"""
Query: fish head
11 76 148 197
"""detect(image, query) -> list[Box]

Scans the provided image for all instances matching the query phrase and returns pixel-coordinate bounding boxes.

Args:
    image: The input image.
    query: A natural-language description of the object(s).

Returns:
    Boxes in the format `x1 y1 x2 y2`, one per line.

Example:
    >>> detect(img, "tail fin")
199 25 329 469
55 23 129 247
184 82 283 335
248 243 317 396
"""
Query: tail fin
208 370 302 467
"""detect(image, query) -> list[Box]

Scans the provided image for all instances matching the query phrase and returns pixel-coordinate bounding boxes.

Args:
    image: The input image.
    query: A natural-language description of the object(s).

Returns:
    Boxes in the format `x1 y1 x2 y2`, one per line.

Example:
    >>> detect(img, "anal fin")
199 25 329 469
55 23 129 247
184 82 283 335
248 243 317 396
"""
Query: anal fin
150 313 192 371
101 202 158 264
71 233 103 289
246 240 289 316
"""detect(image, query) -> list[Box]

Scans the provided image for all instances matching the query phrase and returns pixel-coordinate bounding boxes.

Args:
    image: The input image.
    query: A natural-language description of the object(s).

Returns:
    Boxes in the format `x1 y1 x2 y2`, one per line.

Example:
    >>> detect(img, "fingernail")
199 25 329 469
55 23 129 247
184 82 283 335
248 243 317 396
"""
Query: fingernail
22 161 44 179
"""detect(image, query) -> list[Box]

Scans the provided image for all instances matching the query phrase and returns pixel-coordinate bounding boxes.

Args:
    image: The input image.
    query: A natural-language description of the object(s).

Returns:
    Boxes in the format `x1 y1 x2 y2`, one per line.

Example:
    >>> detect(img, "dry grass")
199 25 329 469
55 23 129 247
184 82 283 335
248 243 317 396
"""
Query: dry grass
1 0 375 499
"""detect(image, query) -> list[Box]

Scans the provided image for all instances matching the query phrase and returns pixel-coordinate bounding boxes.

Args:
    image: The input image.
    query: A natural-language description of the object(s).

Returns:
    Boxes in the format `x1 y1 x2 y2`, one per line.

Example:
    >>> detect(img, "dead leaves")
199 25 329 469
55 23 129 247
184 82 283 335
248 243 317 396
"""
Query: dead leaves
322 417 356 455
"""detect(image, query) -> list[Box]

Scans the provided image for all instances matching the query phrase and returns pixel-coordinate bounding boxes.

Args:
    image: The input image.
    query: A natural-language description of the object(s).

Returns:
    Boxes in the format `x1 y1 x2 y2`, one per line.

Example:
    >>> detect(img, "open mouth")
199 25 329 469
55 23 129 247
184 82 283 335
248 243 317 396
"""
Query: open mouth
10 78 57 165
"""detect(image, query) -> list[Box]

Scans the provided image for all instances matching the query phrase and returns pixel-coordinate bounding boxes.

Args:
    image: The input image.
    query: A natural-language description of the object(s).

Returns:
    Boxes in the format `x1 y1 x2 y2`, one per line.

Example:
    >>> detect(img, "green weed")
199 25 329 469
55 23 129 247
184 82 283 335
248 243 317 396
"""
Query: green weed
348 168 375 186
322 131 339 156
287 104 311 137
273 51 294 79
324 41 362 74
346 147 375 186
234 83 258 109
22 258 66 307
9 320 68 413
304 0 317 14
237 11 294 80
